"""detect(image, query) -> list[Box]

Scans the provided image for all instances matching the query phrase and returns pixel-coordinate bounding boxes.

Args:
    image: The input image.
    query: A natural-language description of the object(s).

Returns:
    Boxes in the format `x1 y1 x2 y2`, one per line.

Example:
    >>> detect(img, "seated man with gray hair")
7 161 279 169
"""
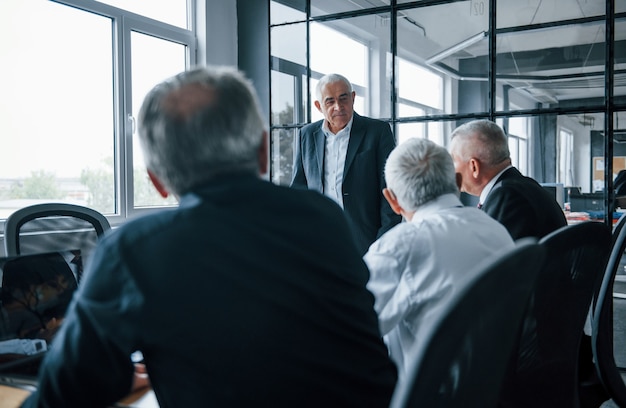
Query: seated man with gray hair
22 66 397 408
364 138 515 376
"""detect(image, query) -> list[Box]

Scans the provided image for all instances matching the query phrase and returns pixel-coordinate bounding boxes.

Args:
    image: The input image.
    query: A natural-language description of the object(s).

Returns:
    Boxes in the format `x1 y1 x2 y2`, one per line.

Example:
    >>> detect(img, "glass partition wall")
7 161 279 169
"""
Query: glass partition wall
270 0 626 226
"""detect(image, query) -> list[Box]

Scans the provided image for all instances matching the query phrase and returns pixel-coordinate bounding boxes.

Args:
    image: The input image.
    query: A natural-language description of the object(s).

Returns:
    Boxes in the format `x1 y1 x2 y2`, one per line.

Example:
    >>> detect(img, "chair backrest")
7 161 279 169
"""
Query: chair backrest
499 221 612 408
390 239 545 408
591 214 626 406
3 203 111 268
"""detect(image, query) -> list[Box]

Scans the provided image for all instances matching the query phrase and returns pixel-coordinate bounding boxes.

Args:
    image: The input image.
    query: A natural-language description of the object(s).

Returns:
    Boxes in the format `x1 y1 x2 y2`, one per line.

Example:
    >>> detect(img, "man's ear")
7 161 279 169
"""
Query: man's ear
258 131 269 176
314 100 322 113
383 188 403 215
147 170 169 198
469 157 481 179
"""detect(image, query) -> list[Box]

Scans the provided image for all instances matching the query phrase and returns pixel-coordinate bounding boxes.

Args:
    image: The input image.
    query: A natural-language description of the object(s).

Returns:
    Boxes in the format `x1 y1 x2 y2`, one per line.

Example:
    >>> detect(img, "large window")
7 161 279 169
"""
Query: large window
0 0 195 223
269 0 626 224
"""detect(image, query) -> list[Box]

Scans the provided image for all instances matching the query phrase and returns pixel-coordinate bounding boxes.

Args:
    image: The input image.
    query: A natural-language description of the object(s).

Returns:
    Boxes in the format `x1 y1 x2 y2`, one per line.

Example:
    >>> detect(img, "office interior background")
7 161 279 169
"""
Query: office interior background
0 0 624 232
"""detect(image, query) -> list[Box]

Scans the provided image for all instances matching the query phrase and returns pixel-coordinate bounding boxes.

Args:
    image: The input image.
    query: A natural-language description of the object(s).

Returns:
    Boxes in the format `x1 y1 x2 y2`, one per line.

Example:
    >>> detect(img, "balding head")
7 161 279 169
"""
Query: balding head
160 83 217 121
138 66 267 196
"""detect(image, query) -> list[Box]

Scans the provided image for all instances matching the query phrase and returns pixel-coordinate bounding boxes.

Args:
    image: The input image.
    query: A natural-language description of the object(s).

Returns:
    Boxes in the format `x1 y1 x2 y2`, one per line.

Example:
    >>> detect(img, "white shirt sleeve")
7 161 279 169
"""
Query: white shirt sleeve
364 240 412 336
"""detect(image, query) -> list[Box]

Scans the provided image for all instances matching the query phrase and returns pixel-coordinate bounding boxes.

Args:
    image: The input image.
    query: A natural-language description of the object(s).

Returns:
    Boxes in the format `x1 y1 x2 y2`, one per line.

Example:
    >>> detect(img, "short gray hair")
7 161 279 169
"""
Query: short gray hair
449 119 510 166
315 73 353 102
138 66 266 195
385 138 459 212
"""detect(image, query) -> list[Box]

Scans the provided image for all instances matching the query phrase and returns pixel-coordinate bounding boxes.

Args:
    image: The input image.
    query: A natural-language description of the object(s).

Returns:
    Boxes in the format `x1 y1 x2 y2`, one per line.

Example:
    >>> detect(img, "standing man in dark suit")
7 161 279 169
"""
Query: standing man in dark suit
22 67 397 408
291 73 401 255
449 119 567 240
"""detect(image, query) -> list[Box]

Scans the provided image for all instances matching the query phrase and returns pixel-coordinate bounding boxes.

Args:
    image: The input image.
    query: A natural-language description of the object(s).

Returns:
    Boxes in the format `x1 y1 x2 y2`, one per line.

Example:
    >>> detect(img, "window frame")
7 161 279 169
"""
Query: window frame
24 0 197 227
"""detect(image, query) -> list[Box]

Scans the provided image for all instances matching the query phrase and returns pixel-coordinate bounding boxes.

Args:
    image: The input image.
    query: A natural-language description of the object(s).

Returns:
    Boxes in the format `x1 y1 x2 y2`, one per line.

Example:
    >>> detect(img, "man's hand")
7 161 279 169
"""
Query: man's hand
132 363 150 392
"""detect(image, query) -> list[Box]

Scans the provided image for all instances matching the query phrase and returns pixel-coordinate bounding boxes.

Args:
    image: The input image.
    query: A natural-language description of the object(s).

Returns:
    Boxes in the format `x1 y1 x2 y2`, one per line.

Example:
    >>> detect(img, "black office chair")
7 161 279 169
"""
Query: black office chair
3 203 111 271
591 214 626 407
498 221 612 408
390 239 545 408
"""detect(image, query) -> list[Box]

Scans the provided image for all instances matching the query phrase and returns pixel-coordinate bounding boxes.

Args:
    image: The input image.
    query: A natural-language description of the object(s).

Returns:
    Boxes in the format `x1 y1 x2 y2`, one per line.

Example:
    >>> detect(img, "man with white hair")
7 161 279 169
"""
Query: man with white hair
291 73 401 255
364 138 515 376
449 119 566 240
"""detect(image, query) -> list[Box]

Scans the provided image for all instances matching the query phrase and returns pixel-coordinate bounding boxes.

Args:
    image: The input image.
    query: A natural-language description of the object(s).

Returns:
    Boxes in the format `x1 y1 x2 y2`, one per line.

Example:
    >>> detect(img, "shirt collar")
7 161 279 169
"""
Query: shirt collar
321 116 353 137
479 165 512 205
411 193 463 223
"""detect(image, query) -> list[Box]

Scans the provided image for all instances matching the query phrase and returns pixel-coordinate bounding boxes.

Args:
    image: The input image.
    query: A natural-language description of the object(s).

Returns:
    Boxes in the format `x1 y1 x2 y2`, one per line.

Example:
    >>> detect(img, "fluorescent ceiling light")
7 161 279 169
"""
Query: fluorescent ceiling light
426 31 488 65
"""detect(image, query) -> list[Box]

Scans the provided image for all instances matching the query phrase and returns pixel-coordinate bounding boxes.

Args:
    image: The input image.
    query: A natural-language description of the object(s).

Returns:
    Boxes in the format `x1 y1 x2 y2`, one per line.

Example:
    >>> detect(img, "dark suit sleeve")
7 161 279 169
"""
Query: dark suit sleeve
290 127 307 188
375 122 401 239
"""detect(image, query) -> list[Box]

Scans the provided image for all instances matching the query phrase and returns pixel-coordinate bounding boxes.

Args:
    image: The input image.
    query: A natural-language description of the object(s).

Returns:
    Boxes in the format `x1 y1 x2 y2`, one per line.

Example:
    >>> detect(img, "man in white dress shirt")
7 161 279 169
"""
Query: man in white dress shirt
290 73 401 255
364 138 515 376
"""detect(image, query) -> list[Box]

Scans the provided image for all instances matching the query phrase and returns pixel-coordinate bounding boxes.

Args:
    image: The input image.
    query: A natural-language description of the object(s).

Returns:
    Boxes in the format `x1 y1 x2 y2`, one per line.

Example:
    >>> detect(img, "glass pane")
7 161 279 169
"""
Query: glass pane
270 128 296 186
617 18 626 101
311 0 380 17
397 58 444 118
398 120 453 147
271 22 307 68
397 103 425 145
496 21 606 111
270 0 305 25
398 2 489 115
557 112 605 195
271 22 308 124
497 0 605 28
131 31 185 208
0 0 116 218
615 110 626 197
310 13 392 119
95 0 188 29
272 71 297 126
397 122 425 145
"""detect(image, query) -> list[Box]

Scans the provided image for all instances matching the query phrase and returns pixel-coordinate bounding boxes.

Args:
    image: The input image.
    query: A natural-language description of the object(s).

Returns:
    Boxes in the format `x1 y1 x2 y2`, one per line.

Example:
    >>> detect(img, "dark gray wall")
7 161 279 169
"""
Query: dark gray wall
237 0 270 122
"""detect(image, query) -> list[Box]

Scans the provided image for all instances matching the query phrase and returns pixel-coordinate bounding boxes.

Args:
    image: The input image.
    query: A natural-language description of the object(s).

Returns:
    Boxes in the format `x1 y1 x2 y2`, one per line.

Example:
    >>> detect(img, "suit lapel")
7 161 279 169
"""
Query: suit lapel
313 127 325 182
344 113 365 178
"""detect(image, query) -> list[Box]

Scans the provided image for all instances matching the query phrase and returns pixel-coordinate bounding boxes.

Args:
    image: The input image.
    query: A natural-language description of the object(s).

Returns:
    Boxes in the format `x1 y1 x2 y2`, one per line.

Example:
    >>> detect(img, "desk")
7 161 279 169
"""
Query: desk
0 384 159 408
115 387 159 408
0 384 31 407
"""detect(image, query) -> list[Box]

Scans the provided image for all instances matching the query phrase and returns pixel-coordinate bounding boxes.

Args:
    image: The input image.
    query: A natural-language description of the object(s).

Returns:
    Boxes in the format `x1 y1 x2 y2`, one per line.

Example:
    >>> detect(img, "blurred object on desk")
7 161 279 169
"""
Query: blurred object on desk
586 211 624 225
0 381 34 408
570 192 604 212
566 211 590 225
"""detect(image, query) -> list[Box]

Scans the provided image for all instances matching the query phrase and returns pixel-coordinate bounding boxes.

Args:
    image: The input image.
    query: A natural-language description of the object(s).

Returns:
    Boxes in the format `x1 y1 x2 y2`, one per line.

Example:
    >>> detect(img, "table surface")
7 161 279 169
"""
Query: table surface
0 384 159 408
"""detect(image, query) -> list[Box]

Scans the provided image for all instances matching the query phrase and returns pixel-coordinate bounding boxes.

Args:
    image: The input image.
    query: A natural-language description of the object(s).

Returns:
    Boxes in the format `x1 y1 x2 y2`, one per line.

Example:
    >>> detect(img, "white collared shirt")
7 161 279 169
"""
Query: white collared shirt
479 165 513 207
364 193 515 376
321 117 353 208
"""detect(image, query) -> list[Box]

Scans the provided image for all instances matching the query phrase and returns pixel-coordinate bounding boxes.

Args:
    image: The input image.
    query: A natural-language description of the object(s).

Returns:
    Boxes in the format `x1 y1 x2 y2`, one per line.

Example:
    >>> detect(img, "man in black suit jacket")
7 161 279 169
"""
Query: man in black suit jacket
291 73 401 254
22 67 397 408
449 119 567 240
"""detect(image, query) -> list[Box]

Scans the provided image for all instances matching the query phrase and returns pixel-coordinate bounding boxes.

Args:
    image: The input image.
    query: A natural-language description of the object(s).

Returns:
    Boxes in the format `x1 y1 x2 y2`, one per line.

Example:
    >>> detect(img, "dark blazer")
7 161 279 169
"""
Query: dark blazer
290 112 401 254
23 173 397 408
482 167 567 240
